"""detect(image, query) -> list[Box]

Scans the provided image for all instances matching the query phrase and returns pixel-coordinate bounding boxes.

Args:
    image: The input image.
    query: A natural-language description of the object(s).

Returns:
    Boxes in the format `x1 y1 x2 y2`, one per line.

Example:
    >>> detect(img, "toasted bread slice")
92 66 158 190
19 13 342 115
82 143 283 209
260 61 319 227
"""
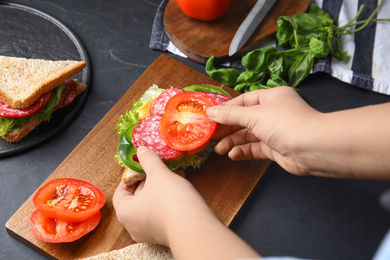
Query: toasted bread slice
122 166 185 186
79 243 173 260
2 83 87 143
0 55 86 109
122 167 146 186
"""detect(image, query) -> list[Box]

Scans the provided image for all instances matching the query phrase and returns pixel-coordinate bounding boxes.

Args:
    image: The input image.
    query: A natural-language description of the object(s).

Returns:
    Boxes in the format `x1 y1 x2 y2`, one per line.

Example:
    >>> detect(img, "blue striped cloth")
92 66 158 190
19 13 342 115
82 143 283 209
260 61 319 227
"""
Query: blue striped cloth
150 0 390 95
312 0 390 95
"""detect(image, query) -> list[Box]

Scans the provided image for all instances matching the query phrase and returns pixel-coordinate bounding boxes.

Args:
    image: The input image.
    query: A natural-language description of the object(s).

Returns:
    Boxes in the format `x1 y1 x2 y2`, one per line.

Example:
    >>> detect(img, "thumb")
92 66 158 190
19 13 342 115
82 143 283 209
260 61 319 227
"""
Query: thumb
137 146 169 176
206 105 253 128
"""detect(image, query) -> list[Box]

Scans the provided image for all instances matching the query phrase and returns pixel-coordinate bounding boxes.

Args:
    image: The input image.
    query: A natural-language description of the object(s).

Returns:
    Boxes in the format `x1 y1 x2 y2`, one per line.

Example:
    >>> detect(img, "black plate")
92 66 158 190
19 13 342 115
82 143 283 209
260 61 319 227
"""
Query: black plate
0 2 91 157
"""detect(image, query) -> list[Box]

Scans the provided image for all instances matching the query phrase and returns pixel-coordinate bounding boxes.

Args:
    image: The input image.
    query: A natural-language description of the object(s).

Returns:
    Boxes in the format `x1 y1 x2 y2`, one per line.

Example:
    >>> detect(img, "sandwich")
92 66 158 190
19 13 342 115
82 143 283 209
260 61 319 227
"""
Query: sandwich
116 84 232 186
0 55 87 142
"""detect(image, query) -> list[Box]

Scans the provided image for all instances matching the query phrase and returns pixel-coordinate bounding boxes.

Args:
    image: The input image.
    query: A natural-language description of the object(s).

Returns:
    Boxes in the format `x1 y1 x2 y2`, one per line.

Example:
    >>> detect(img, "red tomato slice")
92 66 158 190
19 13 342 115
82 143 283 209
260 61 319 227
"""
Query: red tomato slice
160 91 217 151
33 178 106 222
29 210 101 243
54 79 77 109
0 91 52 118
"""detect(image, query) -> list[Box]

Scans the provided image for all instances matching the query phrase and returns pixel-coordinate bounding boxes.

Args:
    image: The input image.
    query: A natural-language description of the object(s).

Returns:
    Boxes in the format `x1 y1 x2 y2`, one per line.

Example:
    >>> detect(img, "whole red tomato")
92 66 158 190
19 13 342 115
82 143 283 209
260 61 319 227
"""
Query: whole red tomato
176 0 234 22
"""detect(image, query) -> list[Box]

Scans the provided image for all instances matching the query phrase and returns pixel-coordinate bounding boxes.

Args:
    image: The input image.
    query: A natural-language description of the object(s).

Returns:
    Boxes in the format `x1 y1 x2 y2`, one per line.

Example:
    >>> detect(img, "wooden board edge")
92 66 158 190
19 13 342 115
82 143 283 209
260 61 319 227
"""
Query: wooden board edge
5 225 56 260
163 23 208 64
224 160 271 226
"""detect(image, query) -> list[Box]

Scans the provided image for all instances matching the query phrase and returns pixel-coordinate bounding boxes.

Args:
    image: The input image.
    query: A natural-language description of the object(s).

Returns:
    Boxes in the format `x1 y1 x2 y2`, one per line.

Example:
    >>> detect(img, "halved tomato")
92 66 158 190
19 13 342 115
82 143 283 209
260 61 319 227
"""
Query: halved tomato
29 210 101 243
0 91 52 118
160 91 217 151
33 178 106 222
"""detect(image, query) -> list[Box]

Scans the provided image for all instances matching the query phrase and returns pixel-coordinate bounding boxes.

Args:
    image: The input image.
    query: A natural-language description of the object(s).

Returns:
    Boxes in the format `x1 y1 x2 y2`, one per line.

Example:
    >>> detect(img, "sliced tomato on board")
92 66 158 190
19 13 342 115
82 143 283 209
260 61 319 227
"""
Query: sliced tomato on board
54 79 77 109
0 91 52 118
160 91 217 151
30 210 101 243
33 178 106 222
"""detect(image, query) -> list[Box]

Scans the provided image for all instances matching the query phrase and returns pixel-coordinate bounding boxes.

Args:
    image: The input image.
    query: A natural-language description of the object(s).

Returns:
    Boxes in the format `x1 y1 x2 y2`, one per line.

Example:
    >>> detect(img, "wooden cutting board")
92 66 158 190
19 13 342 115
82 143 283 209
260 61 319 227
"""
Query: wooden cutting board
5 55 271 259
164 0 311 64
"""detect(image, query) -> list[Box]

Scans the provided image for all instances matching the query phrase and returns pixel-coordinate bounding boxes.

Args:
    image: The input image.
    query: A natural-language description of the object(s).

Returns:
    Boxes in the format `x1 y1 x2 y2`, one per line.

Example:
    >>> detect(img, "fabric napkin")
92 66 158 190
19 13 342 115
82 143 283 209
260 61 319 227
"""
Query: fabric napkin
150 0 390 95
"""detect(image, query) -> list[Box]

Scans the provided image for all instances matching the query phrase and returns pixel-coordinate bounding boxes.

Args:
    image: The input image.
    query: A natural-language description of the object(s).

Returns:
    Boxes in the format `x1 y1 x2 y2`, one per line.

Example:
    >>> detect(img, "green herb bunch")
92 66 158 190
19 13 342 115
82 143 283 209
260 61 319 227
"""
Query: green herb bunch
206 1 390 93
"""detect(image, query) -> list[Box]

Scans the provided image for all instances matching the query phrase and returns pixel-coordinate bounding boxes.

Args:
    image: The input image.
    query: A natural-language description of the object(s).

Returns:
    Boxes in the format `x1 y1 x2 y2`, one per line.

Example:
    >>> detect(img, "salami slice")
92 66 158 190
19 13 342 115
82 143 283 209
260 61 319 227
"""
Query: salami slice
0 91 52 118
203 92 232 105
55 79 77 109
149 88 184 116
132 115 182 161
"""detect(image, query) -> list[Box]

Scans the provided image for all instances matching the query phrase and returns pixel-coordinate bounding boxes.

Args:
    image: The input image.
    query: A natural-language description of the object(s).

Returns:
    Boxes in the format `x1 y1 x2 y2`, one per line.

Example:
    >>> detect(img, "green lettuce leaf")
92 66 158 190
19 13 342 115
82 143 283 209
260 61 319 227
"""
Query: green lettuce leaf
167 148 212 172
0 83 66 137
116 84 165 135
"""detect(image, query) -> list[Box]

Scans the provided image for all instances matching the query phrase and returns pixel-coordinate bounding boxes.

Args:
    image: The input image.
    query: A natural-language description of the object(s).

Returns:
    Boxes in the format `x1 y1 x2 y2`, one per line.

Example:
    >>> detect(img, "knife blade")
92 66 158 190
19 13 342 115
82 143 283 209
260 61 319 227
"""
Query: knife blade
229 0 278 56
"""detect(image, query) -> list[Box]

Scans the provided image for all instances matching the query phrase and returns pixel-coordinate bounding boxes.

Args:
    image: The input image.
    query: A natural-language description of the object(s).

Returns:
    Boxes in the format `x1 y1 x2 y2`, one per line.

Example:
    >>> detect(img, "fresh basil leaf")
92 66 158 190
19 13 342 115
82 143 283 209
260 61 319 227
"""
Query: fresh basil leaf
281 49 305 77
266 79 282 88
206 56 240 86
327 35 348 61
293 13 321 32
288 51 315 88
242 46 277 72
234 83 248 93
309 37 329 58
267 52 284 74
249 83 265 92
270 72 288 86
237 70 265 84
308 3 334 26
276 16 297 46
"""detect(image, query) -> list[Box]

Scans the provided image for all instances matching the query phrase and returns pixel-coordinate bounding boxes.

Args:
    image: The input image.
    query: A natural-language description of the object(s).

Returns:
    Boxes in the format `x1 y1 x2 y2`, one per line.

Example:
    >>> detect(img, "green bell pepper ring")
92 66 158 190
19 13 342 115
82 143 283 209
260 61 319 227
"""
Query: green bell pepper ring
183 84 231 97
118 124 144 173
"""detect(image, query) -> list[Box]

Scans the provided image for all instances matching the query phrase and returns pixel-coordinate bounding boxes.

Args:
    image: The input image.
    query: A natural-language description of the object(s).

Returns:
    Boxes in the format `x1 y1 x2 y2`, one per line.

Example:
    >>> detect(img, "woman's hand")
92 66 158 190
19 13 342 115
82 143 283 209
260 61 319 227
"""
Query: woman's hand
113 146 211 246
207 86 320 176
207 86 390 179
113 146 260 260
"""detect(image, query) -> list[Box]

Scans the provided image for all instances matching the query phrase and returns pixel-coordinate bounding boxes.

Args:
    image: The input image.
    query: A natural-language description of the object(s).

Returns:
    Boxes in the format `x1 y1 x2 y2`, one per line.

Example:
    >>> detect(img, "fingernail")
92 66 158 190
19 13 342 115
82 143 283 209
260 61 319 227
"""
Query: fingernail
206 106 217 119
137 146 149 155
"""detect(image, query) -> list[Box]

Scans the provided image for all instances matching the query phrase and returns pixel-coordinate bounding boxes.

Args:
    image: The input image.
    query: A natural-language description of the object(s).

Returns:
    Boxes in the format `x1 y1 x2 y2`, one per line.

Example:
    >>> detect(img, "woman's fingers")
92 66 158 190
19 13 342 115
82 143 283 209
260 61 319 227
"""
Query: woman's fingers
137 146 169 176
214 128 259 155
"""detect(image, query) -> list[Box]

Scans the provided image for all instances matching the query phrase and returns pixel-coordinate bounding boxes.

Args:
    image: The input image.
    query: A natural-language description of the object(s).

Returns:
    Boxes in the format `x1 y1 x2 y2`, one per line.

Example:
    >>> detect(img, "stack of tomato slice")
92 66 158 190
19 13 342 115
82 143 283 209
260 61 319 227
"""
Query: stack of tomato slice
29 178 106 243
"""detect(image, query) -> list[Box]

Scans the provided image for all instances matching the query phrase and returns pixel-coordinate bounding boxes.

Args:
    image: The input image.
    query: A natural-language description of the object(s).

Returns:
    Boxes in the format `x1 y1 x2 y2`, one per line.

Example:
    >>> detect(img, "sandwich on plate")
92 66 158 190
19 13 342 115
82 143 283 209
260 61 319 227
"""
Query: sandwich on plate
0 55 87 142
116 84 232 186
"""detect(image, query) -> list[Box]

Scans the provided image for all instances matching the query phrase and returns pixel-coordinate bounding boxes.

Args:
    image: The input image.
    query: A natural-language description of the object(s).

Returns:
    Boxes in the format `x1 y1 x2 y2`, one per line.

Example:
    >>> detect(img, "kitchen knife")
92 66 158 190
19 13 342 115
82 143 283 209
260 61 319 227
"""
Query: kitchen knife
229 0 278 56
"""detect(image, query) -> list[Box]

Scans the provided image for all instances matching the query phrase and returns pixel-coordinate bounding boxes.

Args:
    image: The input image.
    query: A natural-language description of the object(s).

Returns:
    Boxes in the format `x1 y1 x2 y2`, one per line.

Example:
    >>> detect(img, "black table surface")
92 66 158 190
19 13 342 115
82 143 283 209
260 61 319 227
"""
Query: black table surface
2 1 390 259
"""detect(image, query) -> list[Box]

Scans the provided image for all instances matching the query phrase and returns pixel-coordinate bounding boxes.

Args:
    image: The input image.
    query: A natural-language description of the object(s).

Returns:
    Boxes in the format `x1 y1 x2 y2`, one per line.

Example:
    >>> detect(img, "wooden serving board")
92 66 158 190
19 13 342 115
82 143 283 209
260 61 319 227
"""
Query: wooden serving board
6 55 271 259
164 0 311 64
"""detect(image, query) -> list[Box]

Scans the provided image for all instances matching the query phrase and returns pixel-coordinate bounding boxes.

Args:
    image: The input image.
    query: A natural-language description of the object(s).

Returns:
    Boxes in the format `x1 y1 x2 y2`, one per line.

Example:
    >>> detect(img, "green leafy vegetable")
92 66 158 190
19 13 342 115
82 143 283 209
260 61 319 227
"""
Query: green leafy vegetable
183 84 231 97
206 56 240 87
206 1 390 93
0 84 65 137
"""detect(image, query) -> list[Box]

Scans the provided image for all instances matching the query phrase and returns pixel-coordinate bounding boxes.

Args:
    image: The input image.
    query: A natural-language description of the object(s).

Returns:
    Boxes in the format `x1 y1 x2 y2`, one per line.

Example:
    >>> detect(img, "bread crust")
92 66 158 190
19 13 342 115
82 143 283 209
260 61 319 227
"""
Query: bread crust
0 56 87 109
1 83 87 143
121 166 185 187
2 119 41 143
122 167 146 186
79 243 173 260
